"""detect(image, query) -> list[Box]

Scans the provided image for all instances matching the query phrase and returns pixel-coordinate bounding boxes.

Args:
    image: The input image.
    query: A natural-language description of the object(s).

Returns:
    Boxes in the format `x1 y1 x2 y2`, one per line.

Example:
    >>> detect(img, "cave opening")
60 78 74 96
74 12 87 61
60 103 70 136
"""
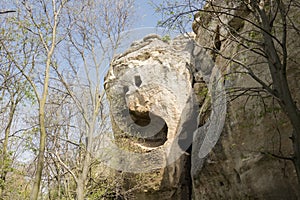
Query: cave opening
129 109 168 147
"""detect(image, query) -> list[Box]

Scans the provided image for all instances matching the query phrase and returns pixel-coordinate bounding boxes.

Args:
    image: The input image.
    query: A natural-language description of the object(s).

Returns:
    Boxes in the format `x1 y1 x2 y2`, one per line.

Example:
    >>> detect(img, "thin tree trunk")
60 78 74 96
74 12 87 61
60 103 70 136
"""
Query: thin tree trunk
75 90 99 200
30 91 49 200
292 129 300 184
280 76 300 184
75 134 92 200
76 179 85 200
30 4 60 197
0 101 16 199
257 3 300 185
30 36 56 200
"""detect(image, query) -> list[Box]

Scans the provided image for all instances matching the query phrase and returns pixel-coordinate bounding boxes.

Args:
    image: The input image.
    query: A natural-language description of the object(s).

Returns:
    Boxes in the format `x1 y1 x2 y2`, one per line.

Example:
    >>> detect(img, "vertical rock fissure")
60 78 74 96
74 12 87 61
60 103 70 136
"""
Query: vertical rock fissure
186 144 193 200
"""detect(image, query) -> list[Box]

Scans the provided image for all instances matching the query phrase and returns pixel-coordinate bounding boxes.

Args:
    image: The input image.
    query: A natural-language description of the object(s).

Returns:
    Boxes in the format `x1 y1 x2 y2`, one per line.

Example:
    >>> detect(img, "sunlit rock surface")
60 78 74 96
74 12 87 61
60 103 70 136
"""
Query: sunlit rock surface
104 33 200 199
104 1 300 199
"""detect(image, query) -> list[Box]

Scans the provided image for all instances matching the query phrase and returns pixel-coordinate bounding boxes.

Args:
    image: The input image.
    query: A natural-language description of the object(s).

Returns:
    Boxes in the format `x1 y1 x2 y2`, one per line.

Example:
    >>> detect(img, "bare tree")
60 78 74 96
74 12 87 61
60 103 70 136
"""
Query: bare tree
1 0 70 199
1 0 135 198
0 65 24 199
46 0 134 199
0 10 36 199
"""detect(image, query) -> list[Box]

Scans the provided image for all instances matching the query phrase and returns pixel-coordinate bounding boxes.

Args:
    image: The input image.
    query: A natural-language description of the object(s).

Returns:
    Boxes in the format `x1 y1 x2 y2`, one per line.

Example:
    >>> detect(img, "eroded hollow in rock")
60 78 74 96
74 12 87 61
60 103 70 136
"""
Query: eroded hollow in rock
129 109 168 147
134 75 142 87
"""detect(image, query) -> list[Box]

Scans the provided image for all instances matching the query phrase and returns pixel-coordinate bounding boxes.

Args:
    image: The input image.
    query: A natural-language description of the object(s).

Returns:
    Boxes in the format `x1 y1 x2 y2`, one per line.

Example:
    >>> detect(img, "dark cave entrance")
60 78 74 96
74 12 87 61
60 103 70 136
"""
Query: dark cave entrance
129 109 168 147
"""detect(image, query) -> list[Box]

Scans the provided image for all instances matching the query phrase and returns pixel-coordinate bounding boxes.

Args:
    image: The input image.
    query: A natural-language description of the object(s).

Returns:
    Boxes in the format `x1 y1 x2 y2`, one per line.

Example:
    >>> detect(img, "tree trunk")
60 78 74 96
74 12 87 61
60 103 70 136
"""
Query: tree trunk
76 179 85 200
30 8 59 197
30 107 47 200
75 145 92 200
293 129 300 184
257 4 300 185
280 76 300 184
76 156 91 200
30 47 54 200
75 122 94 200
0 101 16 199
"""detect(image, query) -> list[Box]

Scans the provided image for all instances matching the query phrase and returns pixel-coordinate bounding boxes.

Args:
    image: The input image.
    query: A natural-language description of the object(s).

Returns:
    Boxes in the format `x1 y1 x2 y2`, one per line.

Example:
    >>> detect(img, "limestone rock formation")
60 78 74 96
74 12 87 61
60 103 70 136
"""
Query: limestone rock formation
104 31 227 198
104 34 200 199
192 0 300 199
104 1 300 199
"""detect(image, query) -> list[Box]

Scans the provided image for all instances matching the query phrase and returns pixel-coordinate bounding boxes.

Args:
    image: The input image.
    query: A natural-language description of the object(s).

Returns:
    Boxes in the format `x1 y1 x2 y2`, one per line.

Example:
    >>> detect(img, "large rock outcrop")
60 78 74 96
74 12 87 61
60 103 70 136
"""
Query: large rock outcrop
104 34 200 199
104 1 300 199
192 0 300 199
104 31 227 198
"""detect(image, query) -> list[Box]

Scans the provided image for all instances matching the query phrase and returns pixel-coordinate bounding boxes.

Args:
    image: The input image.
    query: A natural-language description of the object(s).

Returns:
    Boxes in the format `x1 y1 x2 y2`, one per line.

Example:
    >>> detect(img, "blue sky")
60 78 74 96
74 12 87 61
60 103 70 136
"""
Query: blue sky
134 0 163 28
133 0 194 32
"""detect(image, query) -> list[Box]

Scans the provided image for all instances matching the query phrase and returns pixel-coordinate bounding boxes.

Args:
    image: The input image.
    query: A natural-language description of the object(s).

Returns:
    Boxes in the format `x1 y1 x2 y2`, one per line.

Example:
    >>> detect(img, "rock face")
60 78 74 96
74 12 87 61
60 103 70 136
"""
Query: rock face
104 34 200 199
192 0 300 199
104 32 226 198
105 1 300 199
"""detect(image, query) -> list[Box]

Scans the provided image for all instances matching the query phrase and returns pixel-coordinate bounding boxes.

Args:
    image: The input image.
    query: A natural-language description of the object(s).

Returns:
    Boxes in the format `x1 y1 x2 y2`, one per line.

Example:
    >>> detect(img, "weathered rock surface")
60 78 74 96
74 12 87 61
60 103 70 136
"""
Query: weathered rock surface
192 0 300 199
104 34 200 199
104 1 300 199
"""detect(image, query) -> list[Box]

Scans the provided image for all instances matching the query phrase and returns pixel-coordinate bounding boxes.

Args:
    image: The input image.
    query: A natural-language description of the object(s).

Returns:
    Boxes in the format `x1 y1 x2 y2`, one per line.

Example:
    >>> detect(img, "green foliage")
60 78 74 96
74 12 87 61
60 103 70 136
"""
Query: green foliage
197 86 208 97
0 151 14 173
161 34 171 42
157 20 163 27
